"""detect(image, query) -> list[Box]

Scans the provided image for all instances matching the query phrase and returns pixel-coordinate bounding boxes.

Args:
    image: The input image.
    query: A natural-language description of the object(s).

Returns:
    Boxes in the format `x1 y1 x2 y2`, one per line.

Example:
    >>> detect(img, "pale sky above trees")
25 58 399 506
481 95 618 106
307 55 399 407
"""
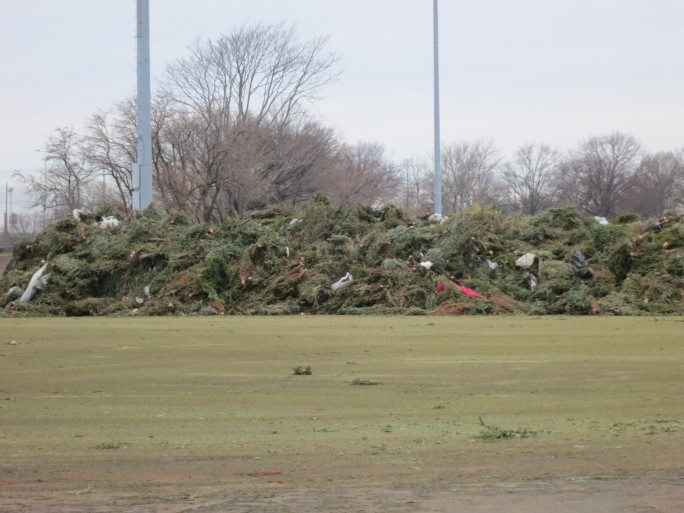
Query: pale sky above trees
1 0 683 206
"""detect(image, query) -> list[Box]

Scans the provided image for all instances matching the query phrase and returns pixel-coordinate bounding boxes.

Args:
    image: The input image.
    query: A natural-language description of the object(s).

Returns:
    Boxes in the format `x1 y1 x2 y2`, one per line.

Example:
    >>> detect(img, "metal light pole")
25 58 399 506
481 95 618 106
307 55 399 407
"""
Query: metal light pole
133 0 153 210
8 187 13 226
3 183 8 242
43 161 47 227
433 0 442 215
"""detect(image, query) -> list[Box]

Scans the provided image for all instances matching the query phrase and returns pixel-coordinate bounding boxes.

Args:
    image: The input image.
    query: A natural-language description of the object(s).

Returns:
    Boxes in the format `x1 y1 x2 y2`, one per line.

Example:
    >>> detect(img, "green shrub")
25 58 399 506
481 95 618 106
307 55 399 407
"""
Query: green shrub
564 285 593 315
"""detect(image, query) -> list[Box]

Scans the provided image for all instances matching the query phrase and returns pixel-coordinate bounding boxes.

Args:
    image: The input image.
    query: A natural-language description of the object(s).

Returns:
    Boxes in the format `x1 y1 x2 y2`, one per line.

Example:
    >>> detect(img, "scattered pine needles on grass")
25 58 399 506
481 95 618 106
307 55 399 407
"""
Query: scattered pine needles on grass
477 416 535 440
93 441 123 450
351 379 382 386
2 200 683 317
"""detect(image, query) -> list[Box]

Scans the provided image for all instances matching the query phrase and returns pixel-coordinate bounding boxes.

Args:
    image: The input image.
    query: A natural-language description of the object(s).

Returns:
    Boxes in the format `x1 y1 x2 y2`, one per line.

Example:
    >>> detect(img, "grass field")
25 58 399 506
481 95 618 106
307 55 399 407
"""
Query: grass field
1 316 683 512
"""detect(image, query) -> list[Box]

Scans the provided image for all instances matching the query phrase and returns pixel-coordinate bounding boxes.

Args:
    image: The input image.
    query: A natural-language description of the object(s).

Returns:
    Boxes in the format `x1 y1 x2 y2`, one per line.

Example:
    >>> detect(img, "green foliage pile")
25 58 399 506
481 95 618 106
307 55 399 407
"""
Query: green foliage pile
2 198 682 316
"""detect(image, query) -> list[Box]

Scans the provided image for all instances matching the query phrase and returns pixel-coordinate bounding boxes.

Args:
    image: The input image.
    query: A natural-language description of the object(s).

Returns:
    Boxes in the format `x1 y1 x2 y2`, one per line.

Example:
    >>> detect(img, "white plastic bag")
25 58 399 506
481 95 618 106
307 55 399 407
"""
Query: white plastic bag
530 275 538 290
20 263 50 302
331 272 353 291
99 216 119 229
428 213 448 224
515 253 537 269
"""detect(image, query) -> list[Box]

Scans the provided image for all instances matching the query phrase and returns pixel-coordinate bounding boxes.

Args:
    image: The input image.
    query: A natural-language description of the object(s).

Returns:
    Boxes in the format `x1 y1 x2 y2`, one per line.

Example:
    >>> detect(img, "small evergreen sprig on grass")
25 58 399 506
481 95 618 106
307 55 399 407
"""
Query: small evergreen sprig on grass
93 441 122 450
477 416 535 440
350 378 381 386
292 365 313 375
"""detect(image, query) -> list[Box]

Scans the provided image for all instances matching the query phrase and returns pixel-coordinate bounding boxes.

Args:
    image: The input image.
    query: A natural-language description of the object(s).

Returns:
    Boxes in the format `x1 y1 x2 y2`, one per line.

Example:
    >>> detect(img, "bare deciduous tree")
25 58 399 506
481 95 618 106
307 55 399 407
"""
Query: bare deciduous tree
160 22 341 220
11 210 47 237
395 157 433 213
502 143 559 215
16 127 98 219
259 120 339 208
441 139 501 212
626 151 684 216
83 98 138 212
320 142 400 207
557 132 641 217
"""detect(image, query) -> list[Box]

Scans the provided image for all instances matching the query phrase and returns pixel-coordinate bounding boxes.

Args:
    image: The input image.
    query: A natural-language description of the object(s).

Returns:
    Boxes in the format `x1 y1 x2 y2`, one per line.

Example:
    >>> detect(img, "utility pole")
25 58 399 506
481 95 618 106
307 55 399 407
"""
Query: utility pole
433 0 442 216
3 183 8 243
133 0 153 210
8 187 13 228
43 161 47 228
3 183 13 244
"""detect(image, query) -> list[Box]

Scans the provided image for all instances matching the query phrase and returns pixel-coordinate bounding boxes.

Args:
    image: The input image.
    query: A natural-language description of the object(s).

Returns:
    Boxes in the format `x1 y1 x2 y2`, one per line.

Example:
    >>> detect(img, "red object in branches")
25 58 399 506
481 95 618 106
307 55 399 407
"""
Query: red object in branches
436 283 447 293
458 285 483 298
180 275 188 284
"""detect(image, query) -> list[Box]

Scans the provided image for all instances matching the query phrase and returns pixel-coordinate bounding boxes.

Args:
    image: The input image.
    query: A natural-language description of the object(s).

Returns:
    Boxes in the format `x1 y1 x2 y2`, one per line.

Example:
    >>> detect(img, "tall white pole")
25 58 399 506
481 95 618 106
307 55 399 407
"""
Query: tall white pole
134 0 153 210
43 161 47 227
3 183 7 241
433 0 442 215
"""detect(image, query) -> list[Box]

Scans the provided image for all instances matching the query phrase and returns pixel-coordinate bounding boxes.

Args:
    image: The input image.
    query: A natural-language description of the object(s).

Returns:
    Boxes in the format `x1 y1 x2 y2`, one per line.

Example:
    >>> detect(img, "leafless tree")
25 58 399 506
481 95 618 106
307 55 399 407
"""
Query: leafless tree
441 139 502 212
160 22 341 220
258 119 339 208
320 142 400 207
556 132 642 217
9 210 44 237
152 99 207 219
501 143 559 215
82 98 138 212
395 157 433 213
624 151 684 216
15 127 98 219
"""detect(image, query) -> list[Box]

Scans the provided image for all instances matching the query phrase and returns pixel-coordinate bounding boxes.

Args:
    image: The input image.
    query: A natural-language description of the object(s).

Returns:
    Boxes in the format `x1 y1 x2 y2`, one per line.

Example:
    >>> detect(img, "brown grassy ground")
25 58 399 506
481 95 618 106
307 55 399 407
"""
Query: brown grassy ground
0 316 683 512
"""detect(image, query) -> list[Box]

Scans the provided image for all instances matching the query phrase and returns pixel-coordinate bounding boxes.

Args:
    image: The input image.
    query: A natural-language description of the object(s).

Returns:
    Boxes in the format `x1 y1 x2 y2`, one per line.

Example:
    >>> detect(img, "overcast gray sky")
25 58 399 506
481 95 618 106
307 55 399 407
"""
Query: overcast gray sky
1 0 682 207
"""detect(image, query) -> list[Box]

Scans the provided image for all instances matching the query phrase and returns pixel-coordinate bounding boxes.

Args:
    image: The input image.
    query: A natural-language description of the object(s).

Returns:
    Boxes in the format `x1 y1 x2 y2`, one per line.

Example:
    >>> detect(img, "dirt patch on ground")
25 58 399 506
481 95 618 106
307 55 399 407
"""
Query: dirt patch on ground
1 453 683 512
